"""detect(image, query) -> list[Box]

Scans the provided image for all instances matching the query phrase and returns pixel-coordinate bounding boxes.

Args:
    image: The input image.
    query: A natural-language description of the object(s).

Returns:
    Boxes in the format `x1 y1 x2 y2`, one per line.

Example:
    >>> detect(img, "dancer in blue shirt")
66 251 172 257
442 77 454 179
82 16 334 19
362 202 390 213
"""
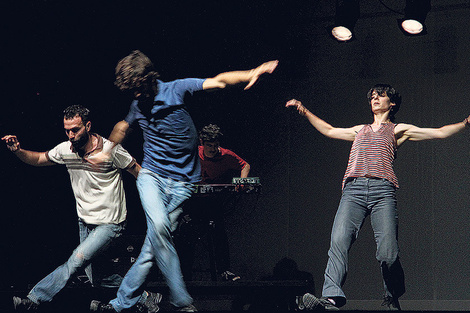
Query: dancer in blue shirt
90 50 277 312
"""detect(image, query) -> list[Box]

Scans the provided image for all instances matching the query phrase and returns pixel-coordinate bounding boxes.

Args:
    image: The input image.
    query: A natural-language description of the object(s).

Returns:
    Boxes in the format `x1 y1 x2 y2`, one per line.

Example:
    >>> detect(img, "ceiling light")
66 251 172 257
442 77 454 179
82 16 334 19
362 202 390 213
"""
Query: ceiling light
331 0 360 42
399 0 431 35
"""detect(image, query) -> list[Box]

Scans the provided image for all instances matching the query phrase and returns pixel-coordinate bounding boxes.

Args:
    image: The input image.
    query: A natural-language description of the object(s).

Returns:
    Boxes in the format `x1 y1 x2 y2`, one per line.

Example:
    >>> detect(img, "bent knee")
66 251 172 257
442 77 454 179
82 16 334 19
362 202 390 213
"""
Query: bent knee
69 250 90 268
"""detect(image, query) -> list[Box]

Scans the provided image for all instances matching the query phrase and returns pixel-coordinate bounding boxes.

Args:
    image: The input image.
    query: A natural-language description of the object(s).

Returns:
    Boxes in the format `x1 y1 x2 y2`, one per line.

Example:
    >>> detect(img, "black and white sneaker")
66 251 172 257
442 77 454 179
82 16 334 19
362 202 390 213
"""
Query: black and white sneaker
220 271 240 282
90 300 117 312
12 296 39 311
381 295 401 311
137 291 163 313
296 293 339 311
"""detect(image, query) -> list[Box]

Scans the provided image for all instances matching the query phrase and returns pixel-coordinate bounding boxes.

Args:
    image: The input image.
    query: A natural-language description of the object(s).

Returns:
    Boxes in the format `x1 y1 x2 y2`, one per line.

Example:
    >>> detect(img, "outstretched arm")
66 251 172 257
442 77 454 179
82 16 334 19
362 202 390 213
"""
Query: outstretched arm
203 60 278 91
285 99 362 141
2 135 54 166
395 115 470 146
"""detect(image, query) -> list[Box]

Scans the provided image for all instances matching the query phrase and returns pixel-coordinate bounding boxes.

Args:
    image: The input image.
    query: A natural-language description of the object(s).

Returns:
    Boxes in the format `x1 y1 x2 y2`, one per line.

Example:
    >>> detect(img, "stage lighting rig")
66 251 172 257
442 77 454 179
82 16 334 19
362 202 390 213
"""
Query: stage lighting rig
329 0 433 41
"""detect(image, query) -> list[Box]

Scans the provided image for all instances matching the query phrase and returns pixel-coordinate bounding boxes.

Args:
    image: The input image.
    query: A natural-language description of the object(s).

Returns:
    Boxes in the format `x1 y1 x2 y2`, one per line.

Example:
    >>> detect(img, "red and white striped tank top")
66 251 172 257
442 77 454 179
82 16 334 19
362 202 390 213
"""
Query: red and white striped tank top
342 123 398 189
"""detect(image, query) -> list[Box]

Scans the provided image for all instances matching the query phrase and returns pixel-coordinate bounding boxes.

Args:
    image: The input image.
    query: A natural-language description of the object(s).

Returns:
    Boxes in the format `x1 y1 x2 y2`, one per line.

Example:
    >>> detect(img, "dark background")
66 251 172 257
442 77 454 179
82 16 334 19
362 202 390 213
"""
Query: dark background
1 0 469 303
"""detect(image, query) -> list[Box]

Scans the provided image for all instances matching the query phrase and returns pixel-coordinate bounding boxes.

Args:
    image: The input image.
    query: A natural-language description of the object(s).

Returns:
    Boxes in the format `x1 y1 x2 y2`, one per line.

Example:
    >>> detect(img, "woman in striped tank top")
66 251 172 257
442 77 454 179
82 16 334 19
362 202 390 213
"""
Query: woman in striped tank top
286 84 470 311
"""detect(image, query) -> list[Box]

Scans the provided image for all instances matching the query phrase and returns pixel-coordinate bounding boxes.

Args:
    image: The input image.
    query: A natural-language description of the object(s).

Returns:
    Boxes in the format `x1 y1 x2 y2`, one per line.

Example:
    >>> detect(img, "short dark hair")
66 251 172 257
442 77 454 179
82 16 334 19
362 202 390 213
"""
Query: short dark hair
114 50 160 95
63 105 90 124
367 84 402 122
199 124 223 142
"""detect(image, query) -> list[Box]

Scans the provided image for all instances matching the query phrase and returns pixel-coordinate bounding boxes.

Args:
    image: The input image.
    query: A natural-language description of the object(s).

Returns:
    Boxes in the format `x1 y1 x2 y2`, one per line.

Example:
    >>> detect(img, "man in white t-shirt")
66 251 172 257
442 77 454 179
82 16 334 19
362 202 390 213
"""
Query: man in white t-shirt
3 105 160 312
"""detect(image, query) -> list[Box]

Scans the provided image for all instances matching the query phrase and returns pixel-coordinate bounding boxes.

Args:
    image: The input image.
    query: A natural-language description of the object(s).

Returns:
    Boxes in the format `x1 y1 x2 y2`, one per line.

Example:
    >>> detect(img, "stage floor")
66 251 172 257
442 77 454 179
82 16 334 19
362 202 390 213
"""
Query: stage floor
2 280 469 312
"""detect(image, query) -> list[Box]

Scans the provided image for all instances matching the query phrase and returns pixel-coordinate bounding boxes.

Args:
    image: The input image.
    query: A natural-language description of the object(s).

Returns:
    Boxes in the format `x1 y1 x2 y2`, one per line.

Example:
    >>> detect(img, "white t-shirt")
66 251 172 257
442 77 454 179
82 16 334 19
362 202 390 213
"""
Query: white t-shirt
47 134 135 225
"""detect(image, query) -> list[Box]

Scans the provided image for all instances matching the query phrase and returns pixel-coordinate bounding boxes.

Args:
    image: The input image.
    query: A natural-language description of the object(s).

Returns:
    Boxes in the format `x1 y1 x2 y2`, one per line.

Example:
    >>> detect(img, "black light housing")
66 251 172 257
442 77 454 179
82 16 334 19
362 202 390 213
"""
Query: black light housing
399 0 431 35
331 0 360 42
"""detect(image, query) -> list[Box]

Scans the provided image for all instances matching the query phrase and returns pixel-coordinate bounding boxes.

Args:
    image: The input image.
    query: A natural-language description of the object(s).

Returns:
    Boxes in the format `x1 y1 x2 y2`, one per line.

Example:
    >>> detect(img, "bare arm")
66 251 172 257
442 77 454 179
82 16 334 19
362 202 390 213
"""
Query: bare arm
240 163 251 178
202 60 278 91
2 135 54 166
285 99 362 141
86 120 131 167
126 162 141 179
108 120 131 147
395 115 470 146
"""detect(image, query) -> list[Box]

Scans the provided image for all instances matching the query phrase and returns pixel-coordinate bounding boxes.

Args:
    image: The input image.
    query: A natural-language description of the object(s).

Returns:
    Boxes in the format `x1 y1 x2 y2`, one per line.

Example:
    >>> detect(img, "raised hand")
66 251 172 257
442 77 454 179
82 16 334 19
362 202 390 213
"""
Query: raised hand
2 135 20 152
244 60 279 90
286 99 307 116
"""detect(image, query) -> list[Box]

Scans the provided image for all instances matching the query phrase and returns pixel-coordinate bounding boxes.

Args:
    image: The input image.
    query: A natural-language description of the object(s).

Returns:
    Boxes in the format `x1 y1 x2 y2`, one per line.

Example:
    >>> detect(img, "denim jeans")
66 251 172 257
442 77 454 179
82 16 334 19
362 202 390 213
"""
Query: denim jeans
321 177 405 304
28 220 125 304
110 168 195 311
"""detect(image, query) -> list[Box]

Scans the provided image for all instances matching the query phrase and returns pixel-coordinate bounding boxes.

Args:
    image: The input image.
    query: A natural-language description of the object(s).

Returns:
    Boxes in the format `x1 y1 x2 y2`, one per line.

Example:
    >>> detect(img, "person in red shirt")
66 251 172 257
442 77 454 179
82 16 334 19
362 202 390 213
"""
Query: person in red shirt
199 124 251 184
176 124 250 282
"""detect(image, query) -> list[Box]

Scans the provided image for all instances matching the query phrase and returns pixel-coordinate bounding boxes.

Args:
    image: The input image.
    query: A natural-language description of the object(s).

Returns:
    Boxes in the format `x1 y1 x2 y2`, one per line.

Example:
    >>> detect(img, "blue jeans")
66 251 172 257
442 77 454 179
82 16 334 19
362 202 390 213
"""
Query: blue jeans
110 168 195 311
28 219 125 304
321 178 405 304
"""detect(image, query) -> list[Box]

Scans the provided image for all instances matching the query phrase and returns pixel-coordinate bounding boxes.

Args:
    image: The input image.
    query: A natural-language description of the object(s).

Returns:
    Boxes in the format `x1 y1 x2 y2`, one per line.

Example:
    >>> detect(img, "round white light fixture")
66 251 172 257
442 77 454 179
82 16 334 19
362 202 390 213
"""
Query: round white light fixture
401 19 424 35
331 26 353 42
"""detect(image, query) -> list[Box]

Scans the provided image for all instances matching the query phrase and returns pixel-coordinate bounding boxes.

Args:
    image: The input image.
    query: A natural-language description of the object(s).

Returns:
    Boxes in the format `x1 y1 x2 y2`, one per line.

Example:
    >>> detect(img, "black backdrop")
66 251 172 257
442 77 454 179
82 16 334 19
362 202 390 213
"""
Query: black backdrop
1 0 469 302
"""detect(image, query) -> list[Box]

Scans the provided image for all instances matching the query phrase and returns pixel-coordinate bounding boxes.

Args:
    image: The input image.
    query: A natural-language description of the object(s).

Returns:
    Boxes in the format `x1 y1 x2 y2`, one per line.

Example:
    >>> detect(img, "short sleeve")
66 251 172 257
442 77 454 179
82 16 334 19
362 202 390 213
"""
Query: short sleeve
124 100 140 126
227 150 247 171
109 141 135 169
173 78 205 96
47 142 67 164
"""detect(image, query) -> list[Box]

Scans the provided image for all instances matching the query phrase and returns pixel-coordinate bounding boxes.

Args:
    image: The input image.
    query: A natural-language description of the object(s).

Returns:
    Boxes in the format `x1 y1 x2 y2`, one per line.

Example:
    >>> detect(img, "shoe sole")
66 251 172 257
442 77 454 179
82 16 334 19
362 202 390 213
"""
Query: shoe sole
90 300 101 311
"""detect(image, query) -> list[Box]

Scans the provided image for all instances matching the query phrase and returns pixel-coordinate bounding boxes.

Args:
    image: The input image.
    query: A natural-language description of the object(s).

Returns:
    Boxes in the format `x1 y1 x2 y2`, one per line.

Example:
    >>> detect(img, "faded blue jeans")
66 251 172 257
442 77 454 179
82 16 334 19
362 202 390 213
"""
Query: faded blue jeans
28 219 125 304
110 168 195 312
322 177 405 305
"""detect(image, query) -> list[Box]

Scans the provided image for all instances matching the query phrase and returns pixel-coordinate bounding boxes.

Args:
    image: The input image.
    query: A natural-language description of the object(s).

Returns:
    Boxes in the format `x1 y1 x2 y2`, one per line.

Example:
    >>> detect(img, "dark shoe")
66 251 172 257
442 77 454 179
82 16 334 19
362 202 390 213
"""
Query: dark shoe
318 298 340 311
90 300 117 312
174 304 197 312
296 293 339 311
220 270 240 282
136 291 162 313
13 297 39 311
382 296 401 311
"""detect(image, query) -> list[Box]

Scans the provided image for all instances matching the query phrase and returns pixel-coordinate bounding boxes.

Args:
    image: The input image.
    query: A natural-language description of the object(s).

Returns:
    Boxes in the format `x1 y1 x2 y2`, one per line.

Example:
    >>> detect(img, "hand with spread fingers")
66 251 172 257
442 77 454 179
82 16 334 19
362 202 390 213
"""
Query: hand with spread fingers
244 60 279 90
